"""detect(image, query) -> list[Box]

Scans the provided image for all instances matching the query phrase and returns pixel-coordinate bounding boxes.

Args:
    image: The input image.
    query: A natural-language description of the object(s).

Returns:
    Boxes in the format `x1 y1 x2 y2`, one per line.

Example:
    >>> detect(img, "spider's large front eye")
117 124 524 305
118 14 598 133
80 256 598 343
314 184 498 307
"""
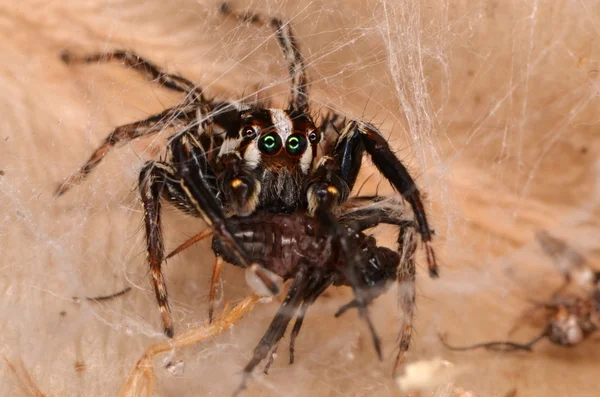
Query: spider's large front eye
285 134 308 156
258 133 282 155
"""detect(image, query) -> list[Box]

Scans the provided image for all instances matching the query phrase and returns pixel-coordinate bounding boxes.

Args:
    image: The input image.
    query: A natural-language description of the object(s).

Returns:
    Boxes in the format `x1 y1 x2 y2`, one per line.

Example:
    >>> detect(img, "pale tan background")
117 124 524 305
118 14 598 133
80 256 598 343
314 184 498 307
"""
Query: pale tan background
1 0 599 396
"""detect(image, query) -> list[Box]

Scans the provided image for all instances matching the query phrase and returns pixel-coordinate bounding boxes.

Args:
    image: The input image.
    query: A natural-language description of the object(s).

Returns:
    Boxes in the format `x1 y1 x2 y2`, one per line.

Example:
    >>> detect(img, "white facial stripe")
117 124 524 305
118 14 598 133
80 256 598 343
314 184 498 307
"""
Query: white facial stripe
243 141 261 169
218 137 242 157
270 109 293 139
299 145 312 174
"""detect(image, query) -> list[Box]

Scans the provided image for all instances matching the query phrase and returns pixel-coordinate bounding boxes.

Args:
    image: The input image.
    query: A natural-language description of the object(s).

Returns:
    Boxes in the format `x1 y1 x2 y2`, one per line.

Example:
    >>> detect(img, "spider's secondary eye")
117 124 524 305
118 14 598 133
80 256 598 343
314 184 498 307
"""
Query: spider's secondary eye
285 134 307 156
258 133 282 155
308 130 320 144
242 126 258 140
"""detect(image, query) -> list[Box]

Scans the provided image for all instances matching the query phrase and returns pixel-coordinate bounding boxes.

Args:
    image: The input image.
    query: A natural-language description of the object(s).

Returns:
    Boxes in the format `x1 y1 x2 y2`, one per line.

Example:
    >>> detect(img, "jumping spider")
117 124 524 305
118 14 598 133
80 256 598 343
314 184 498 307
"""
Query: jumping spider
57 2 438 387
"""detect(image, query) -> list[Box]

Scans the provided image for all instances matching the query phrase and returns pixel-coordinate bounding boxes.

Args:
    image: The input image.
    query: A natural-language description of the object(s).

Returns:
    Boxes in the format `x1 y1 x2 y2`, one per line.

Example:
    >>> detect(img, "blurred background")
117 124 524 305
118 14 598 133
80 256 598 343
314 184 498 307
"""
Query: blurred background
0 0 598 396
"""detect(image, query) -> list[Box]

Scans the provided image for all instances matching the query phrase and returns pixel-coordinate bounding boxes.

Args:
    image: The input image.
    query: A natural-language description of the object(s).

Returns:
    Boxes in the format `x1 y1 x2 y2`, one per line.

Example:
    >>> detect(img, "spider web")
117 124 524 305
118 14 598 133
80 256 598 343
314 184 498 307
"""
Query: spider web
1 0 599 396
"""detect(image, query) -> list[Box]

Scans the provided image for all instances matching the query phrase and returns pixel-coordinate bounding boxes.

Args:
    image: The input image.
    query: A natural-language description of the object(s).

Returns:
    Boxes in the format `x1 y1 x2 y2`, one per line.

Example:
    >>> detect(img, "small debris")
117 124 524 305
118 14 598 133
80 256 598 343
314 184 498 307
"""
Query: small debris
396 358 458 392
74 360 86 373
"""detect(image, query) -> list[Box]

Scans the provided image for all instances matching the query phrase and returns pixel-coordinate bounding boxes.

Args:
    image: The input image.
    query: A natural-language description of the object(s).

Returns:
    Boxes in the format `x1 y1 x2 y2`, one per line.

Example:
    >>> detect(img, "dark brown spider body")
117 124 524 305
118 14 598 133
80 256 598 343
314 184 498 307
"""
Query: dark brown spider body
212 211 401 287
56 2 438 391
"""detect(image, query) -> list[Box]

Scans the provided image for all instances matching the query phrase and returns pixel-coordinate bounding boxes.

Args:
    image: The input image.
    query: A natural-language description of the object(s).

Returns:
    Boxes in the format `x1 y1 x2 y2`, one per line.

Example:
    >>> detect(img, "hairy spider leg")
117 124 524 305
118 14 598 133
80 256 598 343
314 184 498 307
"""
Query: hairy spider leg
305 158 383 360
309 144 426 369
334 120 439 278
288 275 333 365
235 267 309 396
394 225 417 376
55 105 195 196
56 48 215 196
334 208 419 375
139 161 178 337
138 128 258 337
220 2 309 113
60 49 202 96
172 141 253 270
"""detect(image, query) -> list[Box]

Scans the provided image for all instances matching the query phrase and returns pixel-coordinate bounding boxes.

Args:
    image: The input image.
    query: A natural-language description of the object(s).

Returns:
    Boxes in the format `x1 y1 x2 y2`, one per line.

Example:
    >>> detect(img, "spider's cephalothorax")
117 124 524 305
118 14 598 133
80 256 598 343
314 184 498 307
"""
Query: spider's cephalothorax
216 108 321 215
56 2 439 385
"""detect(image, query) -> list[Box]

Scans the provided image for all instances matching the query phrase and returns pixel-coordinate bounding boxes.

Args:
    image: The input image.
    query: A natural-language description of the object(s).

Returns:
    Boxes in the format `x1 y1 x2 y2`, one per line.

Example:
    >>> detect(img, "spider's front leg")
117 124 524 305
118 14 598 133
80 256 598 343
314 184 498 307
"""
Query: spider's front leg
139 131 263 337
333 120 438 277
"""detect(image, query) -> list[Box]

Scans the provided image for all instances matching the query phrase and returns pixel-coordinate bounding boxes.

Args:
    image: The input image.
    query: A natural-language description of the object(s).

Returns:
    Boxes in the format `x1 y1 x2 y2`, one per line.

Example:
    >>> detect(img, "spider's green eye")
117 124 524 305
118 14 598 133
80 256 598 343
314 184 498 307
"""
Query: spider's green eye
258 133 282 155
285 134 308 156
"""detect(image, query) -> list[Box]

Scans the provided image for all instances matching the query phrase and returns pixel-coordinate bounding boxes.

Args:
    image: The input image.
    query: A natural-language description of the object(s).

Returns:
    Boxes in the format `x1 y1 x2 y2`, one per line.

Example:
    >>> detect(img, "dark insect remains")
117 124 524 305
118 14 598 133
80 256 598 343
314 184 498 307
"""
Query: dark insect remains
441 230 599 353
56 2 438 389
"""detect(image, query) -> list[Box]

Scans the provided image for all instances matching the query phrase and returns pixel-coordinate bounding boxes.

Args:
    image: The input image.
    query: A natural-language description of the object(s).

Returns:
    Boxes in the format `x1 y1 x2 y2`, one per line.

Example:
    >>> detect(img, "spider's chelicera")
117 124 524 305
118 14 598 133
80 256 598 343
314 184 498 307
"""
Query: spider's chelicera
57 2 439 388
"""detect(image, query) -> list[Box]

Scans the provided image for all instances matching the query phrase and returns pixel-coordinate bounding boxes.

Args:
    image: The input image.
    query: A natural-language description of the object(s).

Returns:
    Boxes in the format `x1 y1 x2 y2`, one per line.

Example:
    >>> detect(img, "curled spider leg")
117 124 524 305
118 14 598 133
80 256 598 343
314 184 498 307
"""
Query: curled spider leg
438 326 550 352
338 205 419 373
334 300 360 318
60 49 202 97
55 105 194 196
220 2 309 113
72 286 132 303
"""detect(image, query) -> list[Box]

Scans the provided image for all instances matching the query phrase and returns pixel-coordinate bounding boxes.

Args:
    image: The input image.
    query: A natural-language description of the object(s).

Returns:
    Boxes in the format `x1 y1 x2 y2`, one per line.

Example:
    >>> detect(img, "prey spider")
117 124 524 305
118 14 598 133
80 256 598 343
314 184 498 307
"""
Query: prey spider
56 2 438 387
441 230 600 353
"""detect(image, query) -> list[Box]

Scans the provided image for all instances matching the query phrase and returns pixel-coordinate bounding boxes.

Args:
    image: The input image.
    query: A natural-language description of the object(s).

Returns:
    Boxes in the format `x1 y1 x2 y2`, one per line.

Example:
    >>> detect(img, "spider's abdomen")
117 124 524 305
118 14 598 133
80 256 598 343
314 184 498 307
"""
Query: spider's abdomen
212 212 335 279
212 212 401 294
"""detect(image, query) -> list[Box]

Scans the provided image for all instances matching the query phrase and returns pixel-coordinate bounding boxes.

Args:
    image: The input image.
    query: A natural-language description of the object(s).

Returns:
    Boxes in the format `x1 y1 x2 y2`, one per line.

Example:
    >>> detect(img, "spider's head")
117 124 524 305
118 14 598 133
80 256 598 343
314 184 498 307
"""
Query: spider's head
219 108 321 174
